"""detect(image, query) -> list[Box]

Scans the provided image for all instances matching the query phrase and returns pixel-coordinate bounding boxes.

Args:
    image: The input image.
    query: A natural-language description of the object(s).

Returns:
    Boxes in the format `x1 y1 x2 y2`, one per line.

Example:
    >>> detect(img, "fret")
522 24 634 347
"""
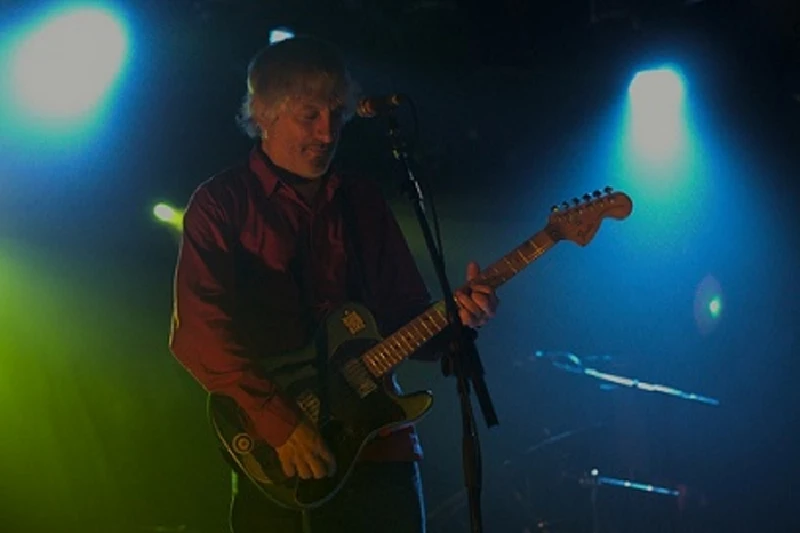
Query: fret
418 316 434 336
393 332 406 353
389 347 402 366
409 321 427 344
364 356 381 375
528 241 544 260
518 243 531 261
432 306 449 327
389 347 403 366
375 350 390 371
407 328 421 349
405 323 419 344
398 331 415 352
488 264 500 275
414 322 427 341
506 251 520 269
488 272 504 286
368 356 382 375
382 348 397 368
392 343 407 363
503 256 519 274
401 332 418 353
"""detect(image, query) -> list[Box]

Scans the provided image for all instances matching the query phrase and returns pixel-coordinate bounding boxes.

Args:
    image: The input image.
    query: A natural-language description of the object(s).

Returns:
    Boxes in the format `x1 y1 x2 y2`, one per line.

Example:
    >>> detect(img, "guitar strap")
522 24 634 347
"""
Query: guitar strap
338 179 372 307
288 177 371 316
305 178 371 433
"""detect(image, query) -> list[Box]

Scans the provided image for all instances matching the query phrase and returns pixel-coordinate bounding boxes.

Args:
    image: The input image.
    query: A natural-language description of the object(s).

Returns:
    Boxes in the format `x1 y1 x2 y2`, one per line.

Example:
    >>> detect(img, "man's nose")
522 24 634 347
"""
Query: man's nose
314 112 338 143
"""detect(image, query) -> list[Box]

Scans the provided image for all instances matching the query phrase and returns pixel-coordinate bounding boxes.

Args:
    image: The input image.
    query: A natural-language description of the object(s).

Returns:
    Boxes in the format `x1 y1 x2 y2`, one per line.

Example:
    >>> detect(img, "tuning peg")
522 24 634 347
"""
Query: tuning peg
592 190 602 198
604 185 614 194
583 193 592 202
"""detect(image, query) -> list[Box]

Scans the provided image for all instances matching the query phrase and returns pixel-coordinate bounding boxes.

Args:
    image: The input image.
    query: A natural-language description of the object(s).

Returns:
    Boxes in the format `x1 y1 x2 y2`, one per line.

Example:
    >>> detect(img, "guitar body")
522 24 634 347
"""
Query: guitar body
208 302 434 510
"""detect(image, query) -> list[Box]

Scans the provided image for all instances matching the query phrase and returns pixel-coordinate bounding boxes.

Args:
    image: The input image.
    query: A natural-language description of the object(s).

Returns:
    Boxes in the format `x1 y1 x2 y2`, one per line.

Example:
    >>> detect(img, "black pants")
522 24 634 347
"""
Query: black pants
230 461 426 533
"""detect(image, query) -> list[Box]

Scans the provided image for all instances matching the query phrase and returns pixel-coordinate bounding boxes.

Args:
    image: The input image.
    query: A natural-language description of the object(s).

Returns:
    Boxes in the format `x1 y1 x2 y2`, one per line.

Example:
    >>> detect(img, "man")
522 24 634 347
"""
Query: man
169 35 499 533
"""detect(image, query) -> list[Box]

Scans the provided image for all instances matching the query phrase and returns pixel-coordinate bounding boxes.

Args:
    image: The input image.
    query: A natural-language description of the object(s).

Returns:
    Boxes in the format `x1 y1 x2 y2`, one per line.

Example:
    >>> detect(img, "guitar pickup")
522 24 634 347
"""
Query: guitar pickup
342 358 378 398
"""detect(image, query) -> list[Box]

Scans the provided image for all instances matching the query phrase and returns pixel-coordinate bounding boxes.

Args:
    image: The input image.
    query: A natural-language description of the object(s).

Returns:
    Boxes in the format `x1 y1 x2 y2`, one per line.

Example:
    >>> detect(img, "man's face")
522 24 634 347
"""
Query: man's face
262 96 345 179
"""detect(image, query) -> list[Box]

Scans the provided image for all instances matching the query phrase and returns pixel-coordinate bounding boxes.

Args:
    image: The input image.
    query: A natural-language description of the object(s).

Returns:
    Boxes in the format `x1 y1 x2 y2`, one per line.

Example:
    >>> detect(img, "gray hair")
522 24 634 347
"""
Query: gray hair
236 36 360 139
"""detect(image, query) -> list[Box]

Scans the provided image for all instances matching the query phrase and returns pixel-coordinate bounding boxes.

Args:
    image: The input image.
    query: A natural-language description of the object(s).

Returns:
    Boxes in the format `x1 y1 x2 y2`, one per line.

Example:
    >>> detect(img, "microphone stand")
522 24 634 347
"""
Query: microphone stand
383 113 498 533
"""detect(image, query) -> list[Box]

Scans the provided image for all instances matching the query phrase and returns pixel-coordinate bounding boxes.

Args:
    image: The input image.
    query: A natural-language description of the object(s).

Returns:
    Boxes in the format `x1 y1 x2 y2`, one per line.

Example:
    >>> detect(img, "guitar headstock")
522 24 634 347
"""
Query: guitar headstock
547 186 633 246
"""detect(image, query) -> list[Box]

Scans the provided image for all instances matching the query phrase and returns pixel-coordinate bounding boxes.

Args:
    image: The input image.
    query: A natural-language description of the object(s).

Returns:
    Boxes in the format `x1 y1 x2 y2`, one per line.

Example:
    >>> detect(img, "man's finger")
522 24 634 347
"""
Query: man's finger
472 293 495 317
321 450 337 476
316 442 334 465
295 459 313 480
459 309 484 329
280 458 296 479
312 438 336 476
307 455 328 480
456 292 483 317
469 283 494 295
277 447 297 478
465 261 481 282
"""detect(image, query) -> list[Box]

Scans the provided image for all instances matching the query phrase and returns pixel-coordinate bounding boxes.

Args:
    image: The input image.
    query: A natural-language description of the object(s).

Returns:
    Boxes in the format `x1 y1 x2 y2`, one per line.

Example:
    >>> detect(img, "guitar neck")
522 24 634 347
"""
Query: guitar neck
361 228 557 377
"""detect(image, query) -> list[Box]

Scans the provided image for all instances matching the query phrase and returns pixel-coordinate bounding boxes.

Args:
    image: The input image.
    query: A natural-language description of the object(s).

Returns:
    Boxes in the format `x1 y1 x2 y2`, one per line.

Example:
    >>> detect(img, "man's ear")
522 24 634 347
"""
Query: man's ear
251 97 270 132
254 98 283 138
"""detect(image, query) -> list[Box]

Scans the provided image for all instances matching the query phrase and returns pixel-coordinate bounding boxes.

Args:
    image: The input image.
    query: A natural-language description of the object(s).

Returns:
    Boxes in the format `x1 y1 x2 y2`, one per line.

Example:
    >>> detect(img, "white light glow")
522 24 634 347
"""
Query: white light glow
627 67 686 161
10 7 128 120
269 28 294 44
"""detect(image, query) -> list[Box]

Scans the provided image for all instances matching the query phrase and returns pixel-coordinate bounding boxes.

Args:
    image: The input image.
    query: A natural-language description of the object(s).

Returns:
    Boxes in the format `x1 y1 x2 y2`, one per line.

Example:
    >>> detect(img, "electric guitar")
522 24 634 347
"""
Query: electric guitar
208 187 633 510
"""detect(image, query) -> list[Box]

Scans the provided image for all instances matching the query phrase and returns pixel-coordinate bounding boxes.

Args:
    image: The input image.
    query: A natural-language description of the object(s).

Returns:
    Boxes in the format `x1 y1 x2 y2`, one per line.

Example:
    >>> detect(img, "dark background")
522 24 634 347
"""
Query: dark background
1 0 798 532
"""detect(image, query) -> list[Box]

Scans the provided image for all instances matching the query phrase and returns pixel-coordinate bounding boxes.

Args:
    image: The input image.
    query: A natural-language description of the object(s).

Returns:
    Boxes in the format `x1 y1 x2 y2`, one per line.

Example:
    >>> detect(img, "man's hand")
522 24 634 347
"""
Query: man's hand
454 261 500 329
274 419 337 480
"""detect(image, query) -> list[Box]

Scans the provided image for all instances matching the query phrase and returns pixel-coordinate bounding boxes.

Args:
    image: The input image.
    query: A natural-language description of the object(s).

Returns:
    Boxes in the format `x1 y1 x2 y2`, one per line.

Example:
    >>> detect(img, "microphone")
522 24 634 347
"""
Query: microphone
355 93 404 118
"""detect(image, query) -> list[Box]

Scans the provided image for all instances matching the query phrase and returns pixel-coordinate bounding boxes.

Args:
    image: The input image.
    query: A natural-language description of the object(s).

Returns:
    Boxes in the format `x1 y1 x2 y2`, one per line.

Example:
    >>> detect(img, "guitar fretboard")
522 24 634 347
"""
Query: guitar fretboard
360 229 557 377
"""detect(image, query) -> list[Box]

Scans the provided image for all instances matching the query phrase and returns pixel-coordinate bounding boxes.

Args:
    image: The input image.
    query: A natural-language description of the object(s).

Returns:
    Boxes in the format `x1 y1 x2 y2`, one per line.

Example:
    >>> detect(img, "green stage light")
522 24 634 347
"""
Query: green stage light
153 202 183 231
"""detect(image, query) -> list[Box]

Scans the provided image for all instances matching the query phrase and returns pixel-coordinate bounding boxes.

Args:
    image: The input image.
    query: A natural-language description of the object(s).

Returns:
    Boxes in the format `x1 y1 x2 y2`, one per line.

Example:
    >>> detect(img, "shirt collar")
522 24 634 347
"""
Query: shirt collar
248 145 342 201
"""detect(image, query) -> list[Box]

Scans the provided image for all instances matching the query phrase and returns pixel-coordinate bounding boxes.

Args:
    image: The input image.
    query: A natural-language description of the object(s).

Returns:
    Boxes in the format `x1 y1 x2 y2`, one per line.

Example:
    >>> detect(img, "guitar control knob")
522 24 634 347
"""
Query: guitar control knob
232 433 254 454
604 185 614 194
551 205 559 212
583 193 592 202
572 197 580 205
592 190 602 198
561 201 570 210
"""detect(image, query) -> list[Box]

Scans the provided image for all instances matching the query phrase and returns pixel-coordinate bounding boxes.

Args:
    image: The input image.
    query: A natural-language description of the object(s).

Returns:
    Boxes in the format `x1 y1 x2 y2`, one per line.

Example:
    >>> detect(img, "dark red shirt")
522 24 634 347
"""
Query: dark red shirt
169 147 437 461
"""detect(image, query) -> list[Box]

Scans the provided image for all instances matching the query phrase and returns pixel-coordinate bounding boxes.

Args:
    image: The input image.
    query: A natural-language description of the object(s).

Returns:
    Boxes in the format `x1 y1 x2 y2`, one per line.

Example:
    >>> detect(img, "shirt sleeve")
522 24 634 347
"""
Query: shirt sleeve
169 185 299 448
